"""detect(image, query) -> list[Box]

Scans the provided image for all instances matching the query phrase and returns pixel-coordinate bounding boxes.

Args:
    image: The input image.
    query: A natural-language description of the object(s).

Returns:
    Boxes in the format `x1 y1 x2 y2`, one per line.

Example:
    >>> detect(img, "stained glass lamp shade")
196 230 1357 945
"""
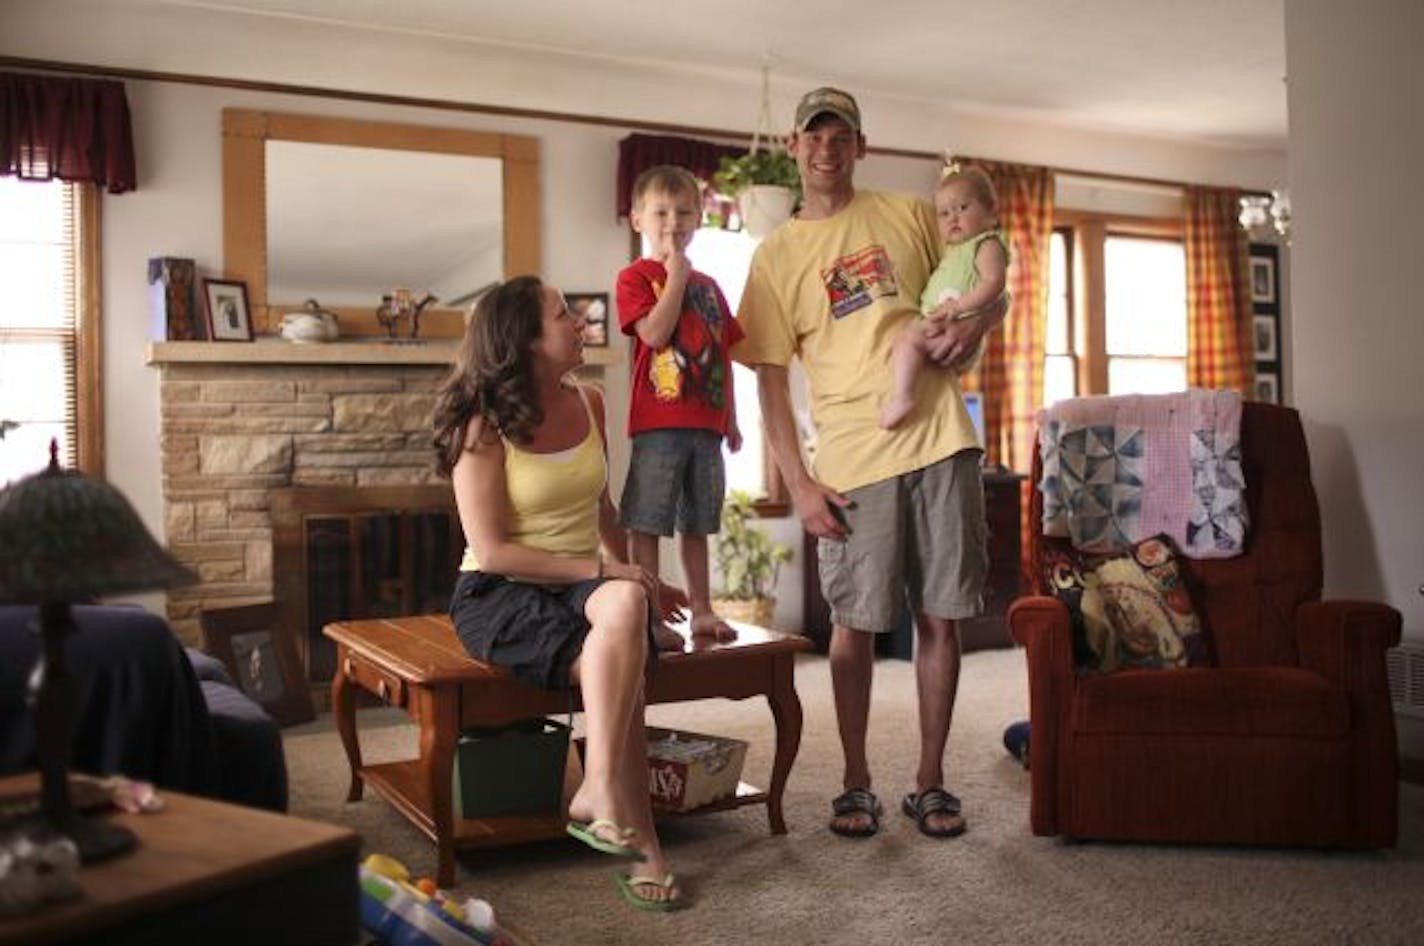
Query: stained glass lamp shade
0 443 194 860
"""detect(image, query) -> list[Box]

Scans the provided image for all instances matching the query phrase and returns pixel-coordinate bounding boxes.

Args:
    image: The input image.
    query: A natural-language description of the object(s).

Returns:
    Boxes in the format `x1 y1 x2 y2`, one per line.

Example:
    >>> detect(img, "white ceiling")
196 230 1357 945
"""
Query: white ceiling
164 0 1288 150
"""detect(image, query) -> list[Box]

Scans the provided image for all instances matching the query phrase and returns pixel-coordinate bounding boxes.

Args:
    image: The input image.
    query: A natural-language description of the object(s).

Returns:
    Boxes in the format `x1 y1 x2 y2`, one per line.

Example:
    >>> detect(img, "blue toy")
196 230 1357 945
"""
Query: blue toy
358 854 523 946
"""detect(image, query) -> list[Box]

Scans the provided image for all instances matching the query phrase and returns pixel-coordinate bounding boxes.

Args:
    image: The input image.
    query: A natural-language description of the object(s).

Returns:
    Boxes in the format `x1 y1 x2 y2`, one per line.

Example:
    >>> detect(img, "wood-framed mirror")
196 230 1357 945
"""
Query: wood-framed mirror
222 108 540 338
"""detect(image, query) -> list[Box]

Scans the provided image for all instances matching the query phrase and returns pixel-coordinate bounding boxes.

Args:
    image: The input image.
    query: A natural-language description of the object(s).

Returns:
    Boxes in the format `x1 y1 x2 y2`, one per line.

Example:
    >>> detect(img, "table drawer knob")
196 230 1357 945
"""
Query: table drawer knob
344 657 354 678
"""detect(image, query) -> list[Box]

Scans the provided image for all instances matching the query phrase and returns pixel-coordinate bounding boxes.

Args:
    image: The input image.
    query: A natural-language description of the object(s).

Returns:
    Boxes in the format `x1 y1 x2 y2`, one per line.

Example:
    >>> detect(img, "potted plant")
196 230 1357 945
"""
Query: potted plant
712 149 801 239
712 489 793 627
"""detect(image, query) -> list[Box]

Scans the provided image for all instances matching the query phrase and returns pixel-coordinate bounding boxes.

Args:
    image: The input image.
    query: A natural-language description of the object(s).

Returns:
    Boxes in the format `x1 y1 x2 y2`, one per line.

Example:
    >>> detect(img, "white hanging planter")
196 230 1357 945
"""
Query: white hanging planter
738 185 796 239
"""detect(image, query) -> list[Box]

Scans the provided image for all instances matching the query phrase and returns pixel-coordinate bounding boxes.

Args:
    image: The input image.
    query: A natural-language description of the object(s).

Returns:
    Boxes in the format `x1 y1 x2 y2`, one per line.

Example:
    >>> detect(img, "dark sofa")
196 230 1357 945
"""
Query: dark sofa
0 604 287 811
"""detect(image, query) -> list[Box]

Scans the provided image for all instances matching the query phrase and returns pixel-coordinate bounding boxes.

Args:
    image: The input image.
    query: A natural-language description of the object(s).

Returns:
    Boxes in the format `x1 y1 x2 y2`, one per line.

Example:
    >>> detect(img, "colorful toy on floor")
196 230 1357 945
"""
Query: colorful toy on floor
358 854 522 946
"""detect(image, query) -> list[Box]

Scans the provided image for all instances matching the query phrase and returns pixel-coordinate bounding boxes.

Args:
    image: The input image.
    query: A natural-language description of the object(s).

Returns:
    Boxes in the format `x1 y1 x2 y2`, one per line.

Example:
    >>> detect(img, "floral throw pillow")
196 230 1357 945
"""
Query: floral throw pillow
1041 534 1206 674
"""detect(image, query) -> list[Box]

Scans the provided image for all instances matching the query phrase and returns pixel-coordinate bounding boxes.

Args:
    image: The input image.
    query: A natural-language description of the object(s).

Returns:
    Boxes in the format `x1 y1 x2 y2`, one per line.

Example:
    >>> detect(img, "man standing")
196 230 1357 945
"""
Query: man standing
734 88 1003 839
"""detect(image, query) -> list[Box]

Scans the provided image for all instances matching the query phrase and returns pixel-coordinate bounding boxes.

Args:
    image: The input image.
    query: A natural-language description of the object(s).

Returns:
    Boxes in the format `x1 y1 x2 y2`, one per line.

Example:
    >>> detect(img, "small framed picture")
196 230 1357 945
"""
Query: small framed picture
567 292 609 348
1250 255 1276 305
1253 314 1279 362
1254 371 1280 405
202 278 254 341
199 602 314 727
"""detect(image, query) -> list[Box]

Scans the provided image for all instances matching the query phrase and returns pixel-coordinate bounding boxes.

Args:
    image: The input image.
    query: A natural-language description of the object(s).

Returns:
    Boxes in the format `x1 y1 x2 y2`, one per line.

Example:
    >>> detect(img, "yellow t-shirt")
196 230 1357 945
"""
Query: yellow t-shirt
733 191 981 493
460 386 605 571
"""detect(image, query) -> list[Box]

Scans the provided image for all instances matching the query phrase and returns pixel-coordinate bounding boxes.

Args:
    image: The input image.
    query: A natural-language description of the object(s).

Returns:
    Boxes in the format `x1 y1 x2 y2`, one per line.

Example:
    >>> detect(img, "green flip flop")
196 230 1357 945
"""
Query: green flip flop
566 818 645 860
615 872 685 912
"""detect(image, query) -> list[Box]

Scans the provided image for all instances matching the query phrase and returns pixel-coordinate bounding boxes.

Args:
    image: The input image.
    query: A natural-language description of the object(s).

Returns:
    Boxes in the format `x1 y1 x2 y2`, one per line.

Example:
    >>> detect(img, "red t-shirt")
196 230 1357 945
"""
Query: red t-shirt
616 258 744 438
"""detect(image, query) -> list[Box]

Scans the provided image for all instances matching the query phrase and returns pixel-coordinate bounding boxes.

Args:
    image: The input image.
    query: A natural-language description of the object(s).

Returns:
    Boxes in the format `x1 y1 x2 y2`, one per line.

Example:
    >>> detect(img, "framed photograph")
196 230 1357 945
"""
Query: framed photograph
202 278 254 341
199 602 314 727
1254 371 1280 405
1250 255 1276 305
567 292 609 348
1253 314 1279 362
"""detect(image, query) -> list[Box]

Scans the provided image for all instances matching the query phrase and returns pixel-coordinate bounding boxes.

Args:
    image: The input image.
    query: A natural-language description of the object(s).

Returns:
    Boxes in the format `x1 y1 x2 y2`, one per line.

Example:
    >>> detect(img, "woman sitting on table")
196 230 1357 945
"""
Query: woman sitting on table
432 276 690 912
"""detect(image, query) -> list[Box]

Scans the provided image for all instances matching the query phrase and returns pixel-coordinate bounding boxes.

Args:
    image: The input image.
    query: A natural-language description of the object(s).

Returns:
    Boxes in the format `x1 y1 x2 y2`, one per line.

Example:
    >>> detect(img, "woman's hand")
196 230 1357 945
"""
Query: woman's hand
656 581 690 623
603 561 689 623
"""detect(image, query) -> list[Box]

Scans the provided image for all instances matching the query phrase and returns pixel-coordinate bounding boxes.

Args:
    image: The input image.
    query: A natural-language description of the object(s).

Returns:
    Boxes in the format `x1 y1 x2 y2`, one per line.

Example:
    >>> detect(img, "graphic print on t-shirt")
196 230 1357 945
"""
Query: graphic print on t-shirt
821 244 899 320
646 280 729 409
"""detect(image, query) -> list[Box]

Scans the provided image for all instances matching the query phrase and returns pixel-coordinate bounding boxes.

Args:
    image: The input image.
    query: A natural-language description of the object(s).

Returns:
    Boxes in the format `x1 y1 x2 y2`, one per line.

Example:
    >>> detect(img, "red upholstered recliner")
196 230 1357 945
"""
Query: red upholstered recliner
1008 402 1401 847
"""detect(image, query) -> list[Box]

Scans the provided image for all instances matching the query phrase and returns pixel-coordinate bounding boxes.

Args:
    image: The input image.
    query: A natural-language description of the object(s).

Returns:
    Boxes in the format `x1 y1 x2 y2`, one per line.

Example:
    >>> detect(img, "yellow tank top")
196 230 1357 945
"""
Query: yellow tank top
460 386 606 571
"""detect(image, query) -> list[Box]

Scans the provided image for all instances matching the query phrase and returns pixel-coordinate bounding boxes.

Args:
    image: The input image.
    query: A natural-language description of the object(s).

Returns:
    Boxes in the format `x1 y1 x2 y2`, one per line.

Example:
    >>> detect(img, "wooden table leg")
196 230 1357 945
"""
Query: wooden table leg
764 652 803 835
331 648 363 802
417 686 460 887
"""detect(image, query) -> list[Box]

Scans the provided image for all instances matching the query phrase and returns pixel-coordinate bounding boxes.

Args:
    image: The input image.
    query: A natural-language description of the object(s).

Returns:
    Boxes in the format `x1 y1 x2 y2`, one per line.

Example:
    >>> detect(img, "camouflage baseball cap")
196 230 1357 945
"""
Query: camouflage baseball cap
794 87 861 133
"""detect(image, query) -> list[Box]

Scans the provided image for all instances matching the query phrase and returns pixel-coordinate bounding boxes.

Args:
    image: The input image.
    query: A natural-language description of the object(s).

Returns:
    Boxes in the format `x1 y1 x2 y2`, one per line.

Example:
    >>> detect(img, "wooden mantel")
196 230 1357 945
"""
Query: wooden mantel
147 339 619 367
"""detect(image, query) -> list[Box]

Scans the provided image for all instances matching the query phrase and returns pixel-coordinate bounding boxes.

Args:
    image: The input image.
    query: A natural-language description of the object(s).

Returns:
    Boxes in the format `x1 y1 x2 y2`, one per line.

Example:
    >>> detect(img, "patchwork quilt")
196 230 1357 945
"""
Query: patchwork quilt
1038 389 1248 559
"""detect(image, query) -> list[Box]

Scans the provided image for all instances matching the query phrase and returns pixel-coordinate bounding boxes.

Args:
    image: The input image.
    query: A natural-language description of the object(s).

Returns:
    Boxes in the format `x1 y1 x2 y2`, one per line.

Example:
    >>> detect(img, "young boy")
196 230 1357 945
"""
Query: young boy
617 165 744 641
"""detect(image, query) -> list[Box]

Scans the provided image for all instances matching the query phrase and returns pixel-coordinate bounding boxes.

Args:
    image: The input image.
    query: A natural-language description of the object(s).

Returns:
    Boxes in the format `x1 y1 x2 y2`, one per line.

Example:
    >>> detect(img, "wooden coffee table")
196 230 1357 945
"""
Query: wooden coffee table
0 773 359 946
324 614 810 886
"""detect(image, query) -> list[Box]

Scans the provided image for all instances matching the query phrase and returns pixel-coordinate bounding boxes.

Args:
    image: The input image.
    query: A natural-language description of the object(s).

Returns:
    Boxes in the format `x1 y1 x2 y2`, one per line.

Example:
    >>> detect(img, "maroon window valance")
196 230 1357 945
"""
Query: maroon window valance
1 72 137 194
616 133 745 218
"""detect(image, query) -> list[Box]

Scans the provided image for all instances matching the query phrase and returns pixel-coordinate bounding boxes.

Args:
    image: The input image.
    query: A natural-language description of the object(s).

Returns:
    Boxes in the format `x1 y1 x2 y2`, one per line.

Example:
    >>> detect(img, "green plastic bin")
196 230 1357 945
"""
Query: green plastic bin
452 716 571 819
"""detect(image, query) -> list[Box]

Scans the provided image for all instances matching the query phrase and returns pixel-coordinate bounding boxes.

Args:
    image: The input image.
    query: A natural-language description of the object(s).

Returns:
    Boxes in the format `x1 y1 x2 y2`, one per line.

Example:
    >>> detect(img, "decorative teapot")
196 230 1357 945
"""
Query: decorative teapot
280 298 340 343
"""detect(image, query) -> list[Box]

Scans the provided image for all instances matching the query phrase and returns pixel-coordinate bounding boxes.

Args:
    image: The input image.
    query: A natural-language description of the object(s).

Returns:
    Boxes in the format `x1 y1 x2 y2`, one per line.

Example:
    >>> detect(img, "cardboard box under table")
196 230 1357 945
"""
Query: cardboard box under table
647 727 748 812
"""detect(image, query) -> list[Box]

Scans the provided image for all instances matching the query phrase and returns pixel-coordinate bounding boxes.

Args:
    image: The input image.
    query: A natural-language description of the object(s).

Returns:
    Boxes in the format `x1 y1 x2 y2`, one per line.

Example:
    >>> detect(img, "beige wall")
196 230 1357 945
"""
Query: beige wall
1285 0 1424 754
6 0 1289 631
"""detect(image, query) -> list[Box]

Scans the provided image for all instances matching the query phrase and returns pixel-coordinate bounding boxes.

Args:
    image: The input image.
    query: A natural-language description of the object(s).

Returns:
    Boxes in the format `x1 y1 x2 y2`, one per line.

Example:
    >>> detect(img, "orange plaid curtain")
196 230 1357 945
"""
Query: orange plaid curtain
1184 186 1252 392
961 159 1053 471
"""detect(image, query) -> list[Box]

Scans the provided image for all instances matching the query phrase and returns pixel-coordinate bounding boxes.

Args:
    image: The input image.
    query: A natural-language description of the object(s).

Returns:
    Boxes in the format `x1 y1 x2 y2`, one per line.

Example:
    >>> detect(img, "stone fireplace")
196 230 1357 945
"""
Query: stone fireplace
148 341 456 653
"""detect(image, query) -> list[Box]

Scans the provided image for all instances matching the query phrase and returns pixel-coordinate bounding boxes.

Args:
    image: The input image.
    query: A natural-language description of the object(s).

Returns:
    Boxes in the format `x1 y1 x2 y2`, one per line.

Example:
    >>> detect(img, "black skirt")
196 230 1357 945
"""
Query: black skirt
449 570 656 691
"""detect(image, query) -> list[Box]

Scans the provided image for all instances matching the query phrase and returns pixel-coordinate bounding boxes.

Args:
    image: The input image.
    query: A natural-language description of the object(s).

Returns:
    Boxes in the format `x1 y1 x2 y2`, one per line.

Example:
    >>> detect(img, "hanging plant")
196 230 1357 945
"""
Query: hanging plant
712 149 802 202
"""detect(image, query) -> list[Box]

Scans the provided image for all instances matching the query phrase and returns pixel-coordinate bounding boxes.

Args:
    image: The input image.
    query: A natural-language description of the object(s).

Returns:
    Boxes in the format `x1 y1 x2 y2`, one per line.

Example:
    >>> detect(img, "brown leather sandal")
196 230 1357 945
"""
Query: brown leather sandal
902 787 967 838
830 788 882 838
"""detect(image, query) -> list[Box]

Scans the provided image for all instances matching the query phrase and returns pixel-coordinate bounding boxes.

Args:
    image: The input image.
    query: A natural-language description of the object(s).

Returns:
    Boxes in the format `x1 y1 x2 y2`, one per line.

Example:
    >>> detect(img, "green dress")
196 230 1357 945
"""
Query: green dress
918 229 1010 316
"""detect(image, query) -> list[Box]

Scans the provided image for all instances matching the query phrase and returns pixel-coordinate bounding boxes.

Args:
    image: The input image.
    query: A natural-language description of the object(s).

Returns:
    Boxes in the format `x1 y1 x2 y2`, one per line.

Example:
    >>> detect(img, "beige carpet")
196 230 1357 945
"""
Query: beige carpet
284 648 1424 945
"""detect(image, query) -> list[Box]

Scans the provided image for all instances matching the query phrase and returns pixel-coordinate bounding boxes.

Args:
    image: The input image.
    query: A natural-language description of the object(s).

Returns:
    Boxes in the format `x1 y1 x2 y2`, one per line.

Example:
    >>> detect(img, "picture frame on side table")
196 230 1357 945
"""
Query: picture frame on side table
1250 255 1277 305
1253 314 1279 362
1254 371 1280 405
202 278 254 341
567 292 610 348
199 602 315 727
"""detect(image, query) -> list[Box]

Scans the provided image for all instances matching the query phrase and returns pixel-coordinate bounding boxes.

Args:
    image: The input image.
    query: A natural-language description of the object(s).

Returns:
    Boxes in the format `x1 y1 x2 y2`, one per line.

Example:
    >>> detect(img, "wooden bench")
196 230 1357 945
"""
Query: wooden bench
325 614 811 886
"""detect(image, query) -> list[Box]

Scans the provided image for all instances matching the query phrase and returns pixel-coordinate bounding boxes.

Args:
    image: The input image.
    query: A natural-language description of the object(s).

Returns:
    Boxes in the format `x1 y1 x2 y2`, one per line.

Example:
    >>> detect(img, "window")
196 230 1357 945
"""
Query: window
1045 213 1186 407
1043 228 1075 407
0 178 102 484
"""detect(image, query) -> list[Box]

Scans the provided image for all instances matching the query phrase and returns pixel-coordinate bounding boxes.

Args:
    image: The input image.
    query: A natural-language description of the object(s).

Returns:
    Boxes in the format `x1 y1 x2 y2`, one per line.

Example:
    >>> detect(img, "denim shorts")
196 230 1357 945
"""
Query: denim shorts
817 449 988 633
619 429 725 537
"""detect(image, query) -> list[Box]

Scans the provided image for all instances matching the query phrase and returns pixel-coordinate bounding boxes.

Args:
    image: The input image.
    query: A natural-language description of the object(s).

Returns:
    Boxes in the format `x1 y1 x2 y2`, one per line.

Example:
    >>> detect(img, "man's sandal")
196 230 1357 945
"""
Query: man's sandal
901 787 967 838
829 788 883 838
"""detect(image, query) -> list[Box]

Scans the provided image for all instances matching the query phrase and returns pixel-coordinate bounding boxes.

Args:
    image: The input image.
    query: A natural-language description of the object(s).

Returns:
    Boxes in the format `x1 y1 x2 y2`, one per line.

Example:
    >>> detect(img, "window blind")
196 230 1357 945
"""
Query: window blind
0 178 80 484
